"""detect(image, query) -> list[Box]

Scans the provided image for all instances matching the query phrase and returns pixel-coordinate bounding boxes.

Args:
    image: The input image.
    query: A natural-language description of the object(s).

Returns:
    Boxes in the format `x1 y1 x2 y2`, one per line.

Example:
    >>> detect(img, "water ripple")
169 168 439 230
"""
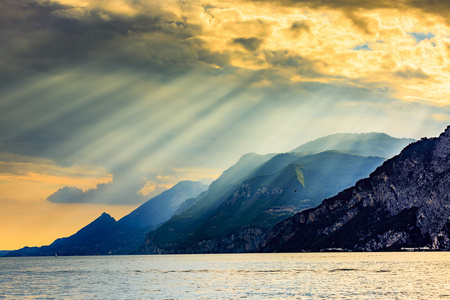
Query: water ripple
0 252 449 299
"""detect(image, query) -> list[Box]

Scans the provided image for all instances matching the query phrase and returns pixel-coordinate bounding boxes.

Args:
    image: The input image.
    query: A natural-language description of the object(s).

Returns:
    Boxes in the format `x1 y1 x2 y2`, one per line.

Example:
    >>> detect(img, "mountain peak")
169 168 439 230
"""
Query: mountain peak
98 212 114 221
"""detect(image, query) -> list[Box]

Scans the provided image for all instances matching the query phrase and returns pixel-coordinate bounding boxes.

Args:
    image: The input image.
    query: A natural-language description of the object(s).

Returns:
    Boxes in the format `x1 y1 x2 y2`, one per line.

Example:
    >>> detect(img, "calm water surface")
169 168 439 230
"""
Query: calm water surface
1 252 449 299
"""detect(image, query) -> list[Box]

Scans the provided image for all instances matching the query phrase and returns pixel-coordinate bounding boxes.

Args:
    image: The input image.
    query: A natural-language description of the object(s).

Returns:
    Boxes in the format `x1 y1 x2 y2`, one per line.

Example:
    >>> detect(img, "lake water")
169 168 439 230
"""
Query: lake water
1 252 449 299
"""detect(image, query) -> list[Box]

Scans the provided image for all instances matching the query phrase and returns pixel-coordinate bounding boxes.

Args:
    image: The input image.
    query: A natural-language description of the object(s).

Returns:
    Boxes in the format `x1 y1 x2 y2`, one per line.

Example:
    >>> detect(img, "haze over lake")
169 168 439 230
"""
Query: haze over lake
1 252 449 299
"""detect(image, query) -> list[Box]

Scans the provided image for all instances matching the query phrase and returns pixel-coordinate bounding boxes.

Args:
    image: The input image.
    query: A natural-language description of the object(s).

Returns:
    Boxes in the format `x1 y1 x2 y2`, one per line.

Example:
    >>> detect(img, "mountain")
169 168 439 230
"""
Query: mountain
0 250 11 257
5 213 146 256
290 132 414 158
262 126 450 252
118 181 208 228
6 181 208 256
138 152 276 253
141 133 412 254
169 152 384 252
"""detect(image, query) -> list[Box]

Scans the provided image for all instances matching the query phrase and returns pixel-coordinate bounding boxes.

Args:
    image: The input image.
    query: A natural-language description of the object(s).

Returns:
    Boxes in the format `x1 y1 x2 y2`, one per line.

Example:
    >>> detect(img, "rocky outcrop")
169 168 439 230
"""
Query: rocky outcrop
262 126 450 252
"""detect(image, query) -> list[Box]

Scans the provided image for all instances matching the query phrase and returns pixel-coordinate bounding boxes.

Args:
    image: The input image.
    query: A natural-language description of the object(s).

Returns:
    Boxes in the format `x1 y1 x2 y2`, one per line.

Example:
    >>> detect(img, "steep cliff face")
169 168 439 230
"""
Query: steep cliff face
263 126 450 252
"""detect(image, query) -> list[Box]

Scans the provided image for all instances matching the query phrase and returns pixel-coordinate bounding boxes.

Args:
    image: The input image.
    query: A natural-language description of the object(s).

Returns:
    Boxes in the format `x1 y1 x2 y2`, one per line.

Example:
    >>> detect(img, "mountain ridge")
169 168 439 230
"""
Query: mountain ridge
118 180 208 228
6 181 208 256
290 132 415 158
6 131 420 256
261 126 450 252
141 133 413 254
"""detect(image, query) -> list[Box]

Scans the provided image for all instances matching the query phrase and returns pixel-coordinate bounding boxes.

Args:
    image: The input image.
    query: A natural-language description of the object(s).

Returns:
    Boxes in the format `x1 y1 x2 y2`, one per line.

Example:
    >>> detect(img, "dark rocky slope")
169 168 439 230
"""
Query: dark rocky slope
262 126 450 252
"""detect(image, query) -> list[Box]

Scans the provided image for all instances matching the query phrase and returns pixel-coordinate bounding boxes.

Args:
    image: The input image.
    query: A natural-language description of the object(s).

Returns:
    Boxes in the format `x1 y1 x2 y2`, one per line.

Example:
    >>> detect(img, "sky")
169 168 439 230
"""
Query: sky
1 0 450 250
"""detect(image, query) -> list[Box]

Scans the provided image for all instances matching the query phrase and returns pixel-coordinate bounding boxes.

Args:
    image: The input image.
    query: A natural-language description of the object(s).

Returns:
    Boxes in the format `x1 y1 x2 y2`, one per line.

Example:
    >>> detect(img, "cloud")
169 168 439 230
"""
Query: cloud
248 0 450 23
2 0 449 250
97 11 113 21
233 37 263 51
46 164 213 205
1 0 449 193
430 114 450 122
47 186 86 203
47 173 147 205
290 20 310 33
288 20 311 38
139 184 169 199
0 152 112 205
51 7 91 20
394 66 430 79
0 0 225 85
0 152 109 180
1 0 450 103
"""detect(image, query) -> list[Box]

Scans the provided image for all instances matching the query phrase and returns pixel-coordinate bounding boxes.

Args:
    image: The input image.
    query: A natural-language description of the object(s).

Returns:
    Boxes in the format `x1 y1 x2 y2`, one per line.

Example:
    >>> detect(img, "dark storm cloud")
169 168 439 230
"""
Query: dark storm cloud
0 0 227 85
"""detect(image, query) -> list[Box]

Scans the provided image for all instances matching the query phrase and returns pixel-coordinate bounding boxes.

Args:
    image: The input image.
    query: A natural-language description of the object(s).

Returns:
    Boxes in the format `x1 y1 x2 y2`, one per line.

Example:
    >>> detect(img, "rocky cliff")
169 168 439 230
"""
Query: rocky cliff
262 126 450 252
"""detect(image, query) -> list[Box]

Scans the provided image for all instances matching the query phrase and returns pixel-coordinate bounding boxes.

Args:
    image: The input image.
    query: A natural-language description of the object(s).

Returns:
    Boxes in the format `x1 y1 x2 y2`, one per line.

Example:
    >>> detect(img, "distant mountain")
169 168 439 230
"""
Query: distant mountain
188 152 385 250
118 181 208 228
5 213 146 256
138 152 275 253
6 181 208 256
290 132 414 158
0 250 11 257
141 132 412 254
262 126 450 252
172 192 206 217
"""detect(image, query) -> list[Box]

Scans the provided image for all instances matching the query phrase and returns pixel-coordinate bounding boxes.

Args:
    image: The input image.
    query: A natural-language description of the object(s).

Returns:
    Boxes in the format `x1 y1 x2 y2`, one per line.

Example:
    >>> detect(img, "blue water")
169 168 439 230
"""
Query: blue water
1 252 449 299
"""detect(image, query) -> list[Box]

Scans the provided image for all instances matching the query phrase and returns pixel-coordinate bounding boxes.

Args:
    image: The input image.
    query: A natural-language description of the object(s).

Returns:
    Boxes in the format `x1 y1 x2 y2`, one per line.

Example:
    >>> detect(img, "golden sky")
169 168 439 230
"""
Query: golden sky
0 0 449 249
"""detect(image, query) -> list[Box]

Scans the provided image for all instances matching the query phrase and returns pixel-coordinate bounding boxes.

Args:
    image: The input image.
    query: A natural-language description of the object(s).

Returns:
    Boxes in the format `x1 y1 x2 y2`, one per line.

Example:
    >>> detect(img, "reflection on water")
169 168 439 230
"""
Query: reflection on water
0 252 449 299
